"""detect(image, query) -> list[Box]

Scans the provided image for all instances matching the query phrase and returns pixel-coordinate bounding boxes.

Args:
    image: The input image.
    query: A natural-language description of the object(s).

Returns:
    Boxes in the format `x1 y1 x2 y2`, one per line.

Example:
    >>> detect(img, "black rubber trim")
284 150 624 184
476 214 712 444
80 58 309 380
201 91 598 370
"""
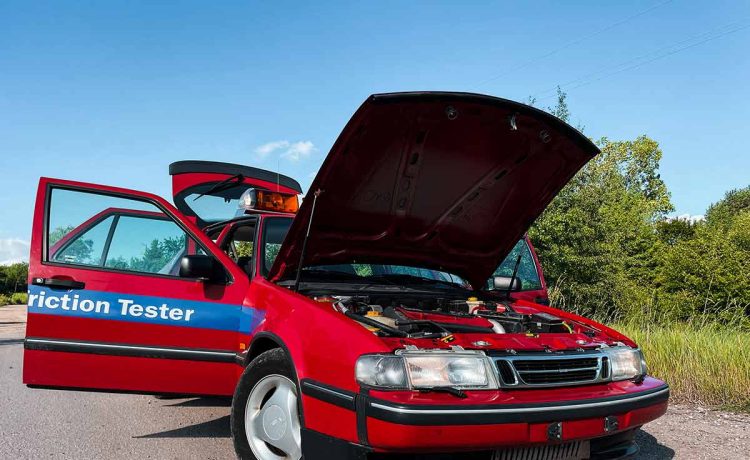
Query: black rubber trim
355 388 370 446
300 379 357 411
591 441 639 460
24 337 237 363
301 379 669 427
169 160 303 193
363 385 669 426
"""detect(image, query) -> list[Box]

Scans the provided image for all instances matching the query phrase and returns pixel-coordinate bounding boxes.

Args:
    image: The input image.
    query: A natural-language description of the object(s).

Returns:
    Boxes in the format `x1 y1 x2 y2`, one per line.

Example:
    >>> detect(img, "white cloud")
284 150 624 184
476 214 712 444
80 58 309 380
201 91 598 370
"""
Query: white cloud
254 140 290 159
254 140 316 162
281 141 315 161
0 238 30 265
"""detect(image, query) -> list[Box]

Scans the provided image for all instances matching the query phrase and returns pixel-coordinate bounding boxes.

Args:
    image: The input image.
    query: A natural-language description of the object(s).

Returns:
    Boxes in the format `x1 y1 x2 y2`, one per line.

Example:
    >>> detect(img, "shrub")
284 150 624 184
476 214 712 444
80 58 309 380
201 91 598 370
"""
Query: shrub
10 292 28 305
0 294 10 306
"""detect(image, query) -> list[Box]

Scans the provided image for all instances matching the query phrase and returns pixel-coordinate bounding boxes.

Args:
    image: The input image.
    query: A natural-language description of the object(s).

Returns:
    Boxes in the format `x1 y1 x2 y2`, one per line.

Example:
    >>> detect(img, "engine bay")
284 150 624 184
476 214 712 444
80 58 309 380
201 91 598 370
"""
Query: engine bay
312 293 591 339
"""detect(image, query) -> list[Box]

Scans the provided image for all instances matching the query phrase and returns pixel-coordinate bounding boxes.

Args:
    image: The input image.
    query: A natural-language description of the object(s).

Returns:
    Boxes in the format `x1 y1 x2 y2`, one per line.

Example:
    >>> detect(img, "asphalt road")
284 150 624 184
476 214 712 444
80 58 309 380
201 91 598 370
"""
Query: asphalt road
2 304 748 459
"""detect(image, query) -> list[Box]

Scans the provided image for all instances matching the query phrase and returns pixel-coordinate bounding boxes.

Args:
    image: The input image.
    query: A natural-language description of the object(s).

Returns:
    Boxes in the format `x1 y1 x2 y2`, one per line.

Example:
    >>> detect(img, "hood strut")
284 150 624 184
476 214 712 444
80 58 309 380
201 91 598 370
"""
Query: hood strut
293 189 323 292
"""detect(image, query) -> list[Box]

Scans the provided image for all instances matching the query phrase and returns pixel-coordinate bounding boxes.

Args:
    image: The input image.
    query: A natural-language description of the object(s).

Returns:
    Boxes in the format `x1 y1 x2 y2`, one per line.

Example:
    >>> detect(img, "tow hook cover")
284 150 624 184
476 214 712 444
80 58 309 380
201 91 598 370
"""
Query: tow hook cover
547 422 563 441
604 416 619 433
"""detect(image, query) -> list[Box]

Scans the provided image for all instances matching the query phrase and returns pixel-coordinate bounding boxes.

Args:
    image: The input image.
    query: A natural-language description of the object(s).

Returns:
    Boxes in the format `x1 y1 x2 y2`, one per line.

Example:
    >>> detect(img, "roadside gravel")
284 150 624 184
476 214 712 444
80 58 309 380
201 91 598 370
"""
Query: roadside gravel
635 404 750 459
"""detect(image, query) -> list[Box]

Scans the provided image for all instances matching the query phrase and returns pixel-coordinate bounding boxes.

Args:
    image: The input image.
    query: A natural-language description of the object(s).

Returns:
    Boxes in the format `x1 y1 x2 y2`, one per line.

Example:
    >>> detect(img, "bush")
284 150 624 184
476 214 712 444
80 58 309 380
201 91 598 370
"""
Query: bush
0 292 27 306
10 292 28 305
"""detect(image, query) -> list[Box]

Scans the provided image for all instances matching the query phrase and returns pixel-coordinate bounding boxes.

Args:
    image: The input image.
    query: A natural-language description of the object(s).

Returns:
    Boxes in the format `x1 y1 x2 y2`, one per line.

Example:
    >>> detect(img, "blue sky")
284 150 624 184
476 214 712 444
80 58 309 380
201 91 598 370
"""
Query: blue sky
1 0 748 263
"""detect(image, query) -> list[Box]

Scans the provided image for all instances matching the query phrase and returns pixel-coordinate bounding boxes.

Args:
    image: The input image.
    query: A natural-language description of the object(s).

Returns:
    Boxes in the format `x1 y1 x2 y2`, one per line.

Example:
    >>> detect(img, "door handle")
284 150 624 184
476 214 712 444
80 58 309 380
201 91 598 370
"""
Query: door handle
32 277 86 290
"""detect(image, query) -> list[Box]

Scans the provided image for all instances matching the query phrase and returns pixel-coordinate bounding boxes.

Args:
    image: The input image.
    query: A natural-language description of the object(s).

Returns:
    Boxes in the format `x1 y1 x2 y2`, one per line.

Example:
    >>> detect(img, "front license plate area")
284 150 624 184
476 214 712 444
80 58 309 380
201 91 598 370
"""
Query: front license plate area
492 441 590 460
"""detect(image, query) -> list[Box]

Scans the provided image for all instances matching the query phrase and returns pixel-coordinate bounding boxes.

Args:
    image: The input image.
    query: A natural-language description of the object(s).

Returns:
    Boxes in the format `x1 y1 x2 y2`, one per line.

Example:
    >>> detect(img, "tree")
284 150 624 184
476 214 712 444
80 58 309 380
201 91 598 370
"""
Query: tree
656 218 697 246
705 186 750 228
529 134 673 318
547 87 570 123
525 89 673 318
0 262 28 294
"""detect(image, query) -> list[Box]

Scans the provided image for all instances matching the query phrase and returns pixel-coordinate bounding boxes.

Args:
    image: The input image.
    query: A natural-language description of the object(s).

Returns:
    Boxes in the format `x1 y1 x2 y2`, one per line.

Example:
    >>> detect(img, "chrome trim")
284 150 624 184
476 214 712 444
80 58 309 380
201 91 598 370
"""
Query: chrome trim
492 351 609 388
368 387 670 415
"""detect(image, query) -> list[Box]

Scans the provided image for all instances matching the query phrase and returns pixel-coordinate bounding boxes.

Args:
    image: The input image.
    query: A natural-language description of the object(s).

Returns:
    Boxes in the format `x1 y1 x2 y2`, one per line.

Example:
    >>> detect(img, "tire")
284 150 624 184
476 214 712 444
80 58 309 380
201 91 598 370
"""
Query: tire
231 348 303 460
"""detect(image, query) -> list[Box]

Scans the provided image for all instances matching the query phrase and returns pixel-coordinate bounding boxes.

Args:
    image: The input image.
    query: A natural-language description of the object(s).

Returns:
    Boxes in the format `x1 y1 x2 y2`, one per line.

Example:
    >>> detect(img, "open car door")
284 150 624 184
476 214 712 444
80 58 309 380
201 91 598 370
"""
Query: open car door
23 178 257 396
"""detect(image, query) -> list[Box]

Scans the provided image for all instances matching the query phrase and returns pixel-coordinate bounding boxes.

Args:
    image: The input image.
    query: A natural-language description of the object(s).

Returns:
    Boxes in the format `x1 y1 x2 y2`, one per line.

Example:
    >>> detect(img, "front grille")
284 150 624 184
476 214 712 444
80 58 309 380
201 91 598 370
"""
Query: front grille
492 441 589 460
493 352 607 388
512 358 599 372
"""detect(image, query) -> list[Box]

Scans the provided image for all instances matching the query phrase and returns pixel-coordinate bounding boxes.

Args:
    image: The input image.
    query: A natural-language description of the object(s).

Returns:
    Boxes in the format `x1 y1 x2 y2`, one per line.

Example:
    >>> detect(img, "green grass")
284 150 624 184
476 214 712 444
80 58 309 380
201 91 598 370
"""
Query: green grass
615 322 750 411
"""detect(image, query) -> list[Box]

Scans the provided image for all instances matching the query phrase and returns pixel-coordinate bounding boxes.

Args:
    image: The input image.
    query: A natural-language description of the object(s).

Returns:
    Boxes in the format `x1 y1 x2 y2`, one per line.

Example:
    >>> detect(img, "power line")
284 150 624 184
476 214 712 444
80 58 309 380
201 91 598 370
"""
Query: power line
532 21 749 102
473 0 674 89
531 21 746 100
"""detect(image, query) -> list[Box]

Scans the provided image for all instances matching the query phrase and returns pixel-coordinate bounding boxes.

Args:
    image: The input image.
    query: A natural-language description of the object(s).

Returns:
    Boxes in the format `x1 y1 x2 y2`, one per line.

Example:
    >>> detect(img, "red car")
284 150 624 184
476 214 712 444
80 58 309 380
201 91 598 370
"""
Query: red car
24 92 668 460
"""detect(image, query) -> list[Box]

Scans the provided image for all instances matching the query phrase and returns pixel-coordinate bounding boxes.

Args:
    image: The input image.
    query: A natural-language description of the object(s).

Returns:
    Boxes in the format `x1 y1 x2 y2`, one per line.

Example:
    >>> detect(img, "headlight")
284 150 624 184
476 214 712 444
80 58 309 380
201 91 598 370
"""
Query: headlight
603 347 647 381
356 350 498 390
355 355 407 388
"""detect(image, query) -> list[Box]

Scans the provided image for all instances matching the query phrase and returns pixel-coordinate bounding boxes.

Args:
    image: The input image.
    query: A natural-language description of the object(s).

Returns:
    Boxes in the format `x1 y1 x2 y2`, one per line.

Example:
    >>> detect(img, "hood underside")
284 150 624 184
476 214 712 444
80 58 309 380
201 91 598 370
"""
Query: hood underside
269 92 599 288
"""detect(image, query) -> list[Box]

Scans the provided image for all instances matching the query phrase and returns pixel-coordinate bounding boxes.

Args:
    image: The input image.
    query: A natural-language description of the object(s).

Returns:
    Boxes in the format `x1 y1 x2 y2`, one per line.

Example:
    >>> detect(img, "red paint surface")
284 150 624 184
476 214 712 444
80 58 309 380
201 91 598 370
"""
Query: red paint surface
24 349 240 395
365 401 668 451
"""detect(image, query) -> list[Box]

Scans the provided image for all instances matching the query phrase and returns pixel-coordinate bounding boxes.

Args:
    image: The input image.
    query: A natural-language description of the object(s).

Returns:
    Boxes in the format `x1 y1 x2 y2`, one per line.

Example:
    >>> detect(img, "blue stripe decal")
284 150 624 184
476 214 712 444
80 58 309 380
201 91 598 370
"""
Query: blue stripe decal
27 285 263 332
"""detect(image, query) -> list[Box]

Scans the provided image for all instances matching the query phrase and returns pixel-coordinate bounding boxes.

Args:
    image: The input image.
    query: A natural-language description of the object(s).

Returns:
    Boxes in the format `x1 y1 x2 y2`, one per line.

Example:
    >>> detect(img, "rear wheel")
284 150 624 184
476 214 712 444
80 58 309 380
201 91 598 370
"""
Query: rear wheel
231 348 302 460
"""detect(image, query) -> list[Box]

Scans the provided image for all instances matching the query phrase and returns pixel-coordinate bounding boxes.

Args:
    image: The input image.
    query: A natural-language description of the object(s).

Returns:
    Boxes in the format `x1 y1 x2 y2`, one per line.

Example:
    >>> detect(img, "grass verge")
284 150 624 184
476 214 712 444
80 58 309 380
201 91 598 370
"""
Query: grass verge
615 322 750 411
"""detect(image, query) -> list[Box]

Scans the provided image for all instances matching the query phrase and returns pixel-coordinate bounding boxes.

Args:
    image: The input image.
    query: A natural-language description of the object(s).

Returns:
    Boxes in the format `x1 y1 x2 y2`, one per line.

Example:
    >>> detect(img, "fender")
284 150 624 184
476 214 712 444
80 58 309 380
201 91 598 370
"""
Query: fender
513 299 637 347
245 278 387 390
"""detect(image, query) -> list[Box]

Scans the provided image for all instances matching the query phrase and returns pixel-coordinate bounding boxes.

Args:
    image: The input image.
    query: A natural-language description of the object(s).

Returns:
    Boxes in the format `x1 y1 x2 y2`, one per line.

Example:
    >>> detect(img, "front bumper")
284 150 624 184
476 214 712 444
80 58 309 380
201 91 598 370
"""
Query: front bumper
300 378 669 458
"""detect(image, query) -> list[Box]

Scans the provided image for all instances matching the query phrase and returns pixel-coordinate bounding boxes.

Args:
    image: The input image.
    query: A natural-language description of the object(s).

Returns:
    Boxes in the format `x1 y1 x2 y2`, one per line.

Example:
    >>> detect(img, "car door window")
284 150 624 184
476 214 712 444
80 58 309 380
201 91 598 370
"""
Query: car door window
491 239 543 290
51 215 115 266
262 217 292 275
47 188 207 277
104 215 190 274
223 222 256 276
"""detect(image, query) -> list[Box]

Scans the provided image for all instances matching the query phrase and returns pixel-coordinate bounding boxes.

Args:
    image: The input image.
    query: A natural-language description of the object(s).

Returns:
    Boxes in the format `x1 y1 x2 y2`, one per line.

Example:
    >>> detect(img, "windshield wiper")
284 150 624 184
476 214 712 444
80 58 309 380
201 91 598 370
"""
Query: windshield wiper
366 274 466 290
193 174 244 201
300 268 363 280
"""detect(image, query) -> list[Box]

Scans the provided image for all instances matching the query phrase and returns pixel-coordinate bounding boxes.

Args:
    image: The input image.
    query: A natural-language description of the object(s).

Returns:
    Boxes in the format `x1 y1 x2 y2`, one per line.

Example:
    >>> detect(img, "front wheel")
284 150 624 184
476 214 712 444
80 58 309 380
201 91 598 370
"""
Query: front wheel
231 348 302 460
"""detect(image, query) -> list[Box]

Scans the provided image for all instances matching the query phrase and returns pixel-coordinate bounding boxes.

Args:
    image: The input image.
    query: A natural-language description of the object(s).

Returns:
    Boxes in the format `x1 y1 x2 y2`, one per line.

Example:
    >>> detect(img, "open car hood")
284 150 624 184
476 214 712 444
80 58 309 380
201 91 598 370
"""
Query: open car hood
268 92 598 288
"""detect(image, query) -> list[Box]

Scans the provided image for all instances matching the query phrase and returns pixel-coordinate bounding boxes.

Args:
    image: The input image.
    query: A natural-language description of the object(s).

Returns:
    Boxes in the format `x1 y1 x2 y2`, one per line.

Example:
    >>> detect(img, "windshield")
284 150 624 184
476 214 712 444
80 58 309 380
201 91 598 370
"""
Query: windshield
305 264 467 286
262 217 466 286
263 216 540 290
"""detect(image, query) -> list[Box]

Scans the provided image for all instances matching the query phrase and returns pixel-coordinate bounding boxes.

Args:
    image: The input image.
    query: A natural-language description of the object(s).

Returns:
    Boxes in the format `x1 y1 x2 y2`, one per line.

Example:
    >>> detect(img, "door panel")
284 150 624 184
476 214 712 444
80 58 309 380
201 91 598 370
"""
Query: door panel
24 178 258 396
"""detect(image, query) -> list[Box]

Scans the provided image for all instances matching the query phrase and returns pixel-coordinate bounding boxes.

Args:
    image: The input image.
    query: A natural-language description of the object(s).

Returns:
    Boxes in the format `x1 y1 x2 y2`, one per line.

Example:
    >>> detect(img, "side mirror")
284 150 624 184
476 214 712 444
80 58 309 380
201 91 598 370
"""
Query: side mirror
179 255 221 282
492 276 522 291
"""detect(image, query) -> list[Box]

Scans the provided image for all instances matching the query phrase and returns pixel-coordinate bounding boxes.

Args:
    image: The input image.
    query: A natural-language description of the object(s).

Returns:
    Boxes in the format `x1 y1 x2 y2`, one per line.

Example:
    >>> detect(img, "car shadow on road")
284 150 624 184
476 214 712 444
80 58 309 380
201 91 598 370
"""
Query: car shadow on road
164 397 232 407
635 430 675 459
134 415 231 439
